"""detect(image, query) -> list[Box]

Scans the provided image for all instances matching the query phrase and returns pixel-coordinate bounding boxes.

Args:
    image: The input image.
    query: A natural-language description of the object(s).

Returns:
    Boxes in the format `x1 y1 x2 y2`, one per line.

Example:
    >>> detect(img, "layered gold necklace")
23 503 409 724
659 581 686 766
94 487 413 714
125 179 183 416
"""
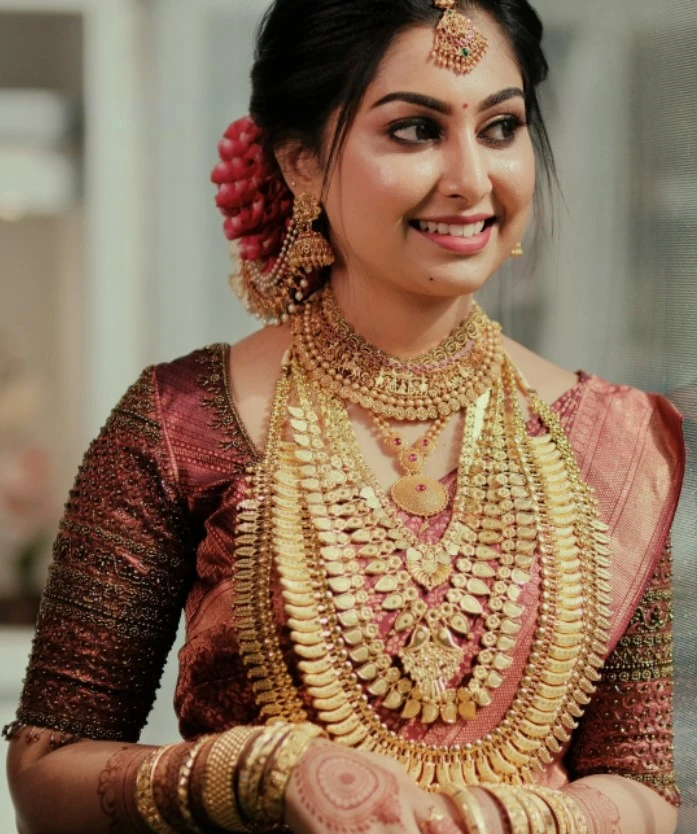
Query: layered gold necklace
232 293 612 790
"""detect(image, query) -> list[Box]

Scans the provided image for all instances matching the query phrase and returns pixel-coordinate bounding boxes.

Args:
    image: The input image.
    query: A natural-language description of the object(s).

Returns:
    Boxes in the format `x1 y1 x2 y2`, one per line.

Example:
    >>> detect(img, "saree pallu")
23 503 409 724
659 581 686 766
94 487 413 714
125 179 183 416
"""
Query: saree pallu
5 345 684 806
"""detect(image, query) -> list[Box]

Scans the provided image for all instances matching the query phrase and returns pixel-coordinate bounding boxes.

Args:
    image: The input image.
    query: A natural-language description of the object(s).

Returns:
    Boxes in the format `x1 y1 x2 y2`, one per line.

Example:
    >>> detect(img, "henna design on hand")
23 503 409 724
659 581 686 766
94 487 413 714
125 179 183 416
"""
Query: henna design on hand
98 748 133 834
97 747 153 834
565 784 622 834
293 742 403 833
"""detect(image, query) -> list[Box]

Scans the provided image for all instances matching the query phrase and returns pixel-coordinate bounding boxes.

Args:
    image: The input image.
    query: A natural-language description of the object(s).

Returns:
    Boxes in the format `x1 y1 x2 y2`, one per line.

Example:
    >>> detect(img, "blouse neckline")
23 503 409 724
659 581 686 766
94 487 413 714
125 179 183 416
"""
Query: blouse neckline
220 343 591 464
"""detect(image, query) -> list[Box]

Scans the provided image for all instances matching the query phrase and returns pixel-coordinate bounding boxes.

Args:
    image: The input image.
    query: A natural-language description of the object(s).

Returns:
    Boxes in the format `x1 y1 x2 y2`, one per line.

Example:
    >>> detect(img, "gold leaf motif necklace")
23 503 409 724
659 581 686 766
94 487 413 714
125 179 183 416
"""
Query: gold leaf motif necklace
232 300 613 791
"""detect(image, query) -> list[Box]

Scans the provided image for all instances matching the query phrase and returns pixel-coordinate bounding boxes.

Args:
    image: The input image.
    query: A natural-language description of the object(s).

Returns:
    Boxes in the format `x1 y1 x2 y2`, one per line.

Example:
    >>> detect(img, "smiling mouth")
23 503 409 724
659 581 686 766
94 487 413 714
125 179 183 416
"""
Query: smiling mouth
409 217 496 238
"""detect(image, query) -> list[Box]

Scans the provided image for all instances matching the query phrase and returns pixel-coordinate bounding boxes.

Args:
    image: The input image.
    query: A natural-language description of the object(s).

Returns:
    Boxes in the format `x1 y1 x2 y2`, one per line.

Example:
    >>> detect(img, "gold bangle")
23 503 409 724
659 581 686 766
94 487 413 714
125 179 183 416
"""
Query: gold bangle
135 746 179 834
510 787 546 832
177 735 214 834
257 723 324 825
481 786 530 834
441 787 489 834
524 787 569 834
559 792 588 834
202 726 261 832
523 790 557 833
237 723 293 822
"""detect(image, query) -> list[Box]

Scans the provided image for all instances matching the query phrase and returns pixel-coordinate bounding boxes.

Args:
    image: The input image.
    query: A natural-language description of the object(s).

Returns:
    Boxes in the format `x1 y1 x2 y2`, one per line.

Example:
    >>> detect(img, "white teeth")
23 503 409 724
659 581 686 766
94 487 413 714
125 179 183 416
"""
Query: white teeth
417 220 488 237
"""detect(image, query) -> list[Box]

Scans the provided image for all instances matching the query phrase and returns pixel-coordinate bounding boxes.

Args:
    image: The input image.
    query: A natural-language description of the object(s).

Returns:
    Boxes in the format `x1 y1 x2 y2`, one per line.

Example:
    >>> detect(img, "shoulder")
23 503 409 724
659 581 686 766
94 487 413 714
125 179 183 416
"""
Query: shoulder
102 345 230 455
505 336 683 444
226 323 291 391
577 371 684 452
147 344 259 488
150 343 227 394
504 337 580 408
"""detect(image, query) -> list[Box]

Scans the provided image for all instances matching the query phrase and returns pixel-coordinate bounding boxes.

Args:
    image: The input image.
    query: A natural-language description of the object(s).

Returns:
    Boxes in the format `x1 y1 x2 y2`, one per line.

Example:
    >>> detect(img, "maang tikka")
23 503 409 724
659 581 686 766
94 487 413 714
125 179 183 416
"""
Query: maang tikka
431 0 488 75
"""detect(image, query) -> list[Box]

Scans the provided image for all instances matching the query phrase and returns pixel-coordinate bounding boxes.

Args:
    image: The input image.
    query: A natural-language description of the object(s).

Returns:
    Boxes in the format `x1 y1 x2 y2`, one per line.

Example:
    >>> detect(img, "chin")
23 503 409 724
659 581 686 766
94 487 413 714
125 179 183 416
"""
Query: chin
409 263 497 298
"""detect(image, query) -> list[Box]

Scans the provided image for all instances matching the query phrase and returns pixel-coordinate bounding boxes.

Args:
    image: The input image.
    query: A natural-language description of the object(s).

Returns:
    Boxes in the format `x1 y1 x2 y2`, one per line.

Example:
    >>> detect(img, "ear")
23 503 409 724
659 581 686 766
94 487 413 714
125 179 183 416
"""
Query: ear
274 141 323 198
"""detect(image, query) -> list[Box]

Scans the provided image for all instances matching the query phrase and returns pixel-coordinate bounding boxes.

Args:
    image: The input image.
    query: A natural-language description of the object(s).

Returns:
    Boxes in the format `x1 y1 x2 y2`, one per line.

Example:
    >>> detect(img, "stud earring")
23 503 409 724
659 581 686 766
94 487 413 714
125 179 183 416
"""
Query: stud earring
511 242 523 258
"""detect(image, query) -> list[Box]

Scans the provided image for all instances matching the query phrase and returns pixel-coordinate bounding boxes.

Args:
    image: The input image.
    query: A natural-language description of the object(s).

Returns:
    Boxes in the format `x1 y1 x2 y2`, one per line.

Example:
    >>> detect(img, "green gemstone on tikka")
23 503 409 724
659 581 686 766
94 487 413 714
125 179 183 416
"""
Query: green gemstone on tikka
461 48 470 56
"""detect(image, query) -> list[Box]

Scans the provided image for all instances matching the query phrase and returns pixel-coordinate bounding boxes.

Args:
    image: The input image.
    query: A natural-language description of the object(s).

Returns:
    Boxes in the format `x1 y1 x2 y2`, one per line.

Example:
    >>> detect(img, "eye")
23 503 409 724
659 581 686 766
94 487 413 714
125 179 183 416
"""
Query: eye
388 117 442 145
480 115 526 145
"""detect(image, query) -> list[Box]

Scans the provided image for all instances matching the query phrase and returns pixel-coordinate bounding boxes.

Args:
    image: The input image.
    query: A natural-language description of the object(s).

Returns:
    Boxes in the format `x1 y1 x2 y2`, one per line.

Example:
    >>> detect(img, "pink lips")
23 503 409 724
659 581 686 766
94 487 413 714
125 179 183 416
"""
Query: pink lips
414 221 494 254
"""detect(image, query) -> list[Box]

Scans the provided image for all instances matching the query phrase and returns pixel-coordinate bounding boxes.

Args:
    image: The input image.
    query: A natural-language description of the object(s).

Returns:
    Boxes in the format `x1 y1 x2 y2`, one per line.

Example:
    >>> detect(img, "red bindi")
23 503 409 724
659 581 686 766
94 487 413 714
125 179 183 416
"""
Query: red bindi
462 103 469 109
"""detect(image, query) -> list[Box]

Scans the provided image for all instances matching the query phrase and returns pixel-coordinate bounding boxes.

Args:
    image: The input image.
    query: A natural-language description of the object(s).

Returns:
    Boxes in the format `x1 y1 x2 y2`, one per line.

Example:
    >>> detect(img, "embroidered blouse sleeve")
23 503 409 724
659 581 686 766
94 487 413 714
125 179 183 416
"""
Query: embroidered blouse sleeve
5 367 195 743
567 540 679 806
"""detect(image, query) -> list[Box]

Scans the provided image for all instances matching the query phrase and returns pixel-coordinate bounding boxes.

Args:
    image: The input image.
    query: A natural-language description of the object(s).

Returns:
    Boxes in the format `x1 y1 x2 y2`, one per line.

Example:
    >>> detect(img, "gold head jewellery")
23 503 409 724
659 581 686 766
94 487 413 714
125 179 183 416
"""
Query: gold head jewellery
431 0 489 76
238 192 334 326
292 285 504 420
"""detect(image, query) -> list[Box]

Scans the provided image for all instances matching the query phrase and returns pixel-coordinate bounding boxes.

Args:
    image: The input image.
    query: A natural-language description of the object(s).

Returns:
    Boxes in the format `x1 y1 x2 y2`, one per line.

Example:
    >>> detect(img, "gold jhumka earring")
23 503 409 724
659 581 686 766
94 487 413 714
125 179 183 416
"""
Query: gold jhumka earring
431 0 489 75
238 192 334 325
511 242 524 257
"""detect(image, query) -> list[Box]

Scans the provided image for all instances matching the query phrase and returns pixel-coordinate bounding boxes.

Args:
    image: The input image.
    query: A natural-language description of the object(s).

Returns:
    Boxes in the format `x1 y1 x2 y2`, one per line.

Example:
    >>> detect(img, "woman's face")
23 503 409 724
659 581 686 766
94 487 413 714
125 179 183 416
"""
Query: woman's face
318 15 536 301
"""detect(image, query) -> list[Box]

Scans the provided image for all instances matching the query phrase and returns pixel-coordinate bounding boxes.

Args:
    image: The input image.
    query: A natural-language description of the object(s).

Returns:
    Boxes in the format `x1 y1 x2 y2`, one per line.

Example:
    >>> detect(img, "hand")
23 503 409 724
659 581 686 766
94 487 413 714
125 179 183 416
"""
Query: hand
284 738 464 834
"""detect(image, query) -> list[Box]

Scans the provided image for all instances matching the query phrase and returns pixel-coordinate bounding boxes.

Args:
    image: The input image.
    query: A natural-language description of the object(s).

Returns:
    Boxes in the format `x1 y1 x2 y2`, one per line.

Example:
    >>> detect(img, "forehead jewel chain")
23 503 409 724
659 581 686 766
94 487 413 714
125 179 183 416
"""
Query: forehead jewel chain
431 0 488 75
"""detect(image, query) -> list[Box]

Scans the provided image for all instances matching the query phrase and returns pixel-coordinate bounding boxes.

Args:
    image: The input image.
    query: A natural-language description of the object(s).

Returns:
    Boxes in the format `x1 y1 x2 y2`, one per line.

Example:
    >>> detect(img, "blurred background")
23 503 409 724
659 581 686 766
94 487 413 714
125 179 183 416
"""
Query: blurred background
0 0 694 830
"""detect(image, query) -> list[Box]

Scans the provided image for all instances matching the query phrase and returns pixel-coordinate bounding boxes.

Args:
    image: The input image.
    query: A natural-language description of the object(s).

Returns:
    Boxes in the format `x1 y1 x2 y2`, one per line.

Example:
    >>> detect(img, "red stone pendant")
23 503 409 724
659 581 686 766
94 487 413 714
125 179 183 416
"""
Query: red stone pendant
390 474 449 517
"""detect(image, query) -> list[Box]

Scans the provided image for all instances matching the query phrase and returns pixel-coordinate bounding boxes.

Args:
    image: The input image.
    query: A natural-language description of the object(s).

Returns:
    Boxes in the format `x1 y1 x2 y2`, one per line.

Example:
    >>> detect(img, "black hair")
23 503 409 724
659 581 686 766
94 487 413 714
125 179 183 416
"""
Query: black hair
250 0 556 205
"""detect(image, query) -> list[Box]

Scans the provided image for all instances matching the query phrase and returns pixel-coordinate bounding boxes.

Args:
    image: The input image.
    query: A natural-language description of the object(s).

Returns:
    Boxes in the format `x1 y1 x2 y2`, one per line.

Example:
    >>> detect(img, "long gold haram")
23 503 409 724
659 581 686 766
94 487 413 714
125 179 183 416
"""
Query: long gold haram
232 356 612 788
315 377 536 722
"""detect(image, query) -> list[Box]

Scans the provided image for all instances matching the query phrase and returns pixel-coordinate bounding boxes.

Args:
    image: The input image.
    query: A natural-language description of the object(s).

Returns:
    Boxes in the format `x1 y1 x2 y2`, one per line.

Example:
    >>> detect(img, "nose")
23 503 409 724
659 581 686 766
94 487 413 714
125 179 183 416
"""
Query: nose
439 132 492 205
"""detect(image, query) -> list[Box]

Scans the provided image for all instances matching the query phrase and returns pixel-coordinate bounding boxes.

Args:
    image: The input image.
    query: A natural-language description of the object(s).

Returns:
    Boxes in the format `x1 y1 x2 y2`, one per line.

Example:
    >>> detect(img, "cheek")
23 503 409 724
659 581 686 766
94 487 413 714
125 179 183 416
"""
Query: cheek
496 145 536 210
332 143 436 227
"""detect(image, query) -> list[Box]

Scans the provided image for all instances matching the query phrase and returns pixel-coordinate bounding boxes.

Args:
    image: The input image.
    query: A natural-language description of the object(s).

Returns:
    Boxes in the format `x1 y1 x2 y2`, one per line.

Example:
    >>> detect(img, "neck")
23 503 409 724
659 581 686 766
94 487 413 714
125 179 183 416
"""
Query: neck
329 272 475 359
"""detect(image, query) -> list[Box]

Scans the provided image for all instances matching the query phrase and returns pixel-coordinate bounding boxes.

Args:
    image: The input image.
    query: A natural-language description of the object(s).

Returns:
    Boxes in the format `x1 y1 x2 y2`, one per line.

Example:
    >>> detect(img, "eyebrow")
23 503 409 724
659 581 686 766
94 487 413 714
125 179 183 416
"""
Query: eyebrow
371 87 525 115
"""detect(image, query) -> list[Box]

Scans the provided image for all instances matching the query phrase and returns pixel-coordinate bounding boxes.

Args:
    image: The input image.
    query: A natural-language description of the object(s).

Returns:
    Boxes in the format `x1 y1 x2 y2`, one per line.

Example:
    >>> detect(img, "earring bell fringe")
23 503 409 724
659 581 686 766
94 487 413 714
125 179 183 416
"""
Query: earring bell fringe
237 192 334 325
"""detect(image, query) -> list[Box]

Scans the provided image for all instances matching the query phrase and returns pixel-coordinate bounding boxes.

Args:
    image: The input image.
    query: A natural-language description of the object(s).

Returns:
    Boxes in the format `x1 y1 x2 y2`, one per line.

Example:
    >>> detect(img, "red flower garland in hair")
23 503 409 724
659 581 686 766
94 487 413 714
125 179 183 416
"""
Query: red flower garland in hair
210 115 293 264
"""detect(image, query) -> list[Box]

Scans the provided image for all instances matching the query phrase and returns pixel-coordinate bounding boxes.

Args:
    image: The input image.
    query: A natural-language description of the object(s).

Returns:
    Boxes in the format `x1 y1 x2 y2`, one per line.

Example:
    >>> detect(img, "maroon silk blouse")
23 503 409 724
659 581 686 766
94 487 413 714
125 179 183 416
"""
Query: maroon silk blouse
5 345 684 805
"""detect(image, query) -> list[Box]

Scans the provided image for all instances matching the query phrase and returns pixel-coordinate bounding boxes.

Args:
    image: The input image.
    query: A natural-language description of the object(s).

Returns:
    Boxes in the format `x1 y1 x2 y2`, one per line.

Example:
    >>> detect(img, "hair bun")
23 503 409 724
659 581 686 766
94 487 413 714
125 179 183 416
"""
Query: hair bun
211 115 293 260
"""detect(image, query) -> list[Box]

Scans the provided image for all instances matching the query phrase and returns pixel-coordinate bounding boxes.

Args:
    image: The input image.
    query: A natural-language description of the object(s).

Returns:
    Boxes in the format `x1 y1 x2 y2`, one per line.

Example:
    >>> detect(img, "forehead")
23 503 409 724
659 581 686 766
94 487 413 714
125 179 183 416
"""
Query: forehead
366 16 523 105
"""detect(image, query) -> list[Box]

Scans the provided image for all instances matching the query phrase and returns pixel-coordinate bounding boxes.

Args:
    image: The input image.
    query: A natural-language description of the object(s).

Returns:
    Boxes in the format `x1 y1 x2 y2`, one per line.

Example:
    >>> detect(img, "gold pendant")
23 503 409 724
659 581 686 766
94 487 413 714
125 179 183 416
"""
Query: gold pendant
398 626 464 699
390 474 449 517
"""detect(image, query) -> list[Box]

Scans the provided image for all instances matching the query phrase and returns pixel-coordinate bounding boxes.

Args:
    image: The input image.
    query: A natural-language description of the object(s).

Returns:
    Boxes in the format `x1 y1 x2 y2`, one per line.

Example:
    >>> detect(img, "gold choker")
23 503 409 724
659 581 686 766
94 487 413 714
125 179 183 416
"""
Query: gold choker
291 286 504 421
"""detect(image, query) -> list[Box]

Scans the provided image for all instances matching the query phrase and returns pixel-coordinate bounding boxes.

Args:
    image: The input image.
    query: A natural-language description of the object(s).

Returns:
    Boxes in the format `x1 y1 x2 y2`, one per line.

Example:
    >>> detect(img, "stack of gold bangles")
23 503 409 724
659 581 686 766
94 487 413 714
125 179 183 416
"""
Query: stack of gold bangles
441 782 588 834
135 721 324 832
